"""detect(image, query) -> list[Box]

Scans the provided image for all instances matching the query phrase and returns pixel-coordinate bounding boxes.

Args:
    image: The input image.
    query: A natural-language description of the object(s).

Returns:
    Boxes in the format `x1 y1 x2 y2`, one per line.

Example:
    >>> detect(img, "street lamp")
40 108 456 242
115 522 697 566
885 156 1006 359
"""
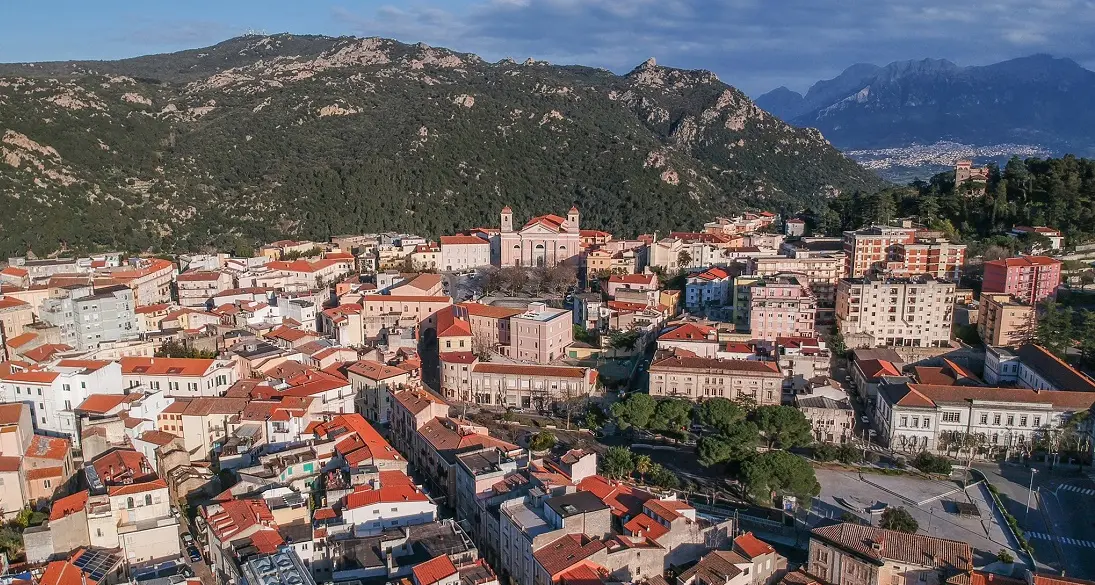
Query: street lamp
1024 467 1038 521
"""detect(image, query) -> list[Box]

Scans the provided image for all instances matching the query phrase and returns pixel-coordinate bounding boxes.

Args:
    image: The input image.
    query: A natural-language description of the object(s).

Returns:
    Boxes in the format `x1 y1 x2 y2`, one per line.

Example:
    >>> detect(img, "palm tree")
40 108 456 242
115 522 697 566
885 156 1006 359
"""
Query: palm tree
635 454 653 483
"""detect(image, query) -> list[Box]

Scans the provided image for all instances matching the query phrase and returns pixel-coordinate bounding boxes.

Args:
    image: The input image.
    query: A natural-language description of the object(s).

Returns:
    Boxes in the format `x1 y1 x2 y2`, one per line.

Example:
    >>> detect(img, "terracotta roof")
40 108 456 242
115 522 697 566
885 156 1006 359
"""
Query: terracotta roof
314 414 403 463
0 403 25 425
691 267 731 281
401 273 444 291
522 214 569 232
4 332 38 349
883 382 1095 411
77 394 132 414
250 528 286 554
344 471 428 508
419 417 518 454
22 344 73 363
26 466 64 480
439 352 477 365
650 354 782 375
534 534 606 578
412 554 459 585
49 490 89 521
457 302 525 319
1017 345 1095 392
659 323 716 341
810 522 971 569
0 368 59 383
364 294 452 303
440 235 490 246
644 498 691 522
473 362 587 378
206 498 276 541
969 572 1025 585
606 300 649 312
108 479 168 497
0 266 28 277
557 563 608 585
436 309 473 338
56 359 112 372
678 550 748 585
121 357 215 376
0 296 30 310
723 343 754 354
347 360 408 381
393 388 449 415
856 358 902 380
983 255 1061 268
608 273 656 286
135 303 173 314
25 434 70 460
733 532 775 559
624 513 669 540
92 448 157 485
177 270 226 282
313 507 337 521
138 430 179 446
39 560 86 585
0 456 21 472
575 475 653 518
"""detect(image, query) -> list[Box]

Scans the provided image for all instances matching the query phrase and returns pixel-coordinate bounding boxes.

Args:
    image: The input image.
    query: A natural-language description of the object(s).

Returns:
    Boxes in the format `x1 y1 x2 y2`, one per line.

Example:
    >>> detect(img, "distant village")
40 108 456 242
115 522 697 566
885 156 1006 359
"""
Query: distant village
0 199 1091 585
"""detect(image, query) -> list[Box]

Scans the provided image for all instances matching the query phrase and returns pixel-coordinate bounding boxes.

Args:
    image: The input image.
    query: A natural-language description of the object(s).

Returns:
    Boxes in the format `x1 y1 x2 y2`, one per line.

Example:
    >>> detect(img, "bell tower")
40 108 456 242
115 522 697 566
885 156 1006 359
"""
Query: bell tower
567 205 580 232
501 206 513 233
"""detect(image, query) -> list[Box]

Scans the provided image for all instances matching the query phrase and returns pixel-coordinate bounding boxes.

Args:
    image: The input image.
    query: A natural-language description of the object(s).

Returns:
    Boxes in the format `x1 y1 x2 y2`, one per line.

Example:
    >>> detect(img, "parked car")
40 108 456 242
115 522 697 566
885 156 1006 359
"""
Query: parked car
186 545 203 563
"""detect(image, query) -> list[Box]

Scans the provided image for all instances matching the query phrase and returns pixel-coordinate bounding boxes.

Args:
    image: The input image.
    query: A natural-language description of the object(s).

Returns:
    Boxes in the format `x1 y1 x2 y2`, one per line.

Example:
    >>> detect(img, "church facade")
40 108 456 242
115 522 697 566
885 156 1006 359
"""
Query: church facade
498 206 582 267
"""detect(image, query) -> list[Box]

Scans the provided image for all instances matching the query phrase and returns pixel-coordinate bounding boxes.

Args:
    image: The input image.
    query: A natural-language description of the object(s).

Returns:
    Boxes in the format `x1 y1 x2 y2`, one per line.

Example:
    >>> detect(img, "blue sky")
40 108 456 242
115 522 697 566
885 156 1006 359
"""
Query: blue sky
3 0 1095 96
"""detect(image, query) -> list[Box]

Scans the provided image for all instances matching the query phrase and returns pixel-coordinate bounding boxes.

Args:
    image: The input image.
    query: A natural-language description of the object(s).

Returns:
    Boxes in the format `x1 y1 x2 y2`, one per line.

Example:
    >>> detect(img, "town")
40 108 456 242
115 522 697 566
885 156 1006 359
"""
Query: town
0 201 1094 585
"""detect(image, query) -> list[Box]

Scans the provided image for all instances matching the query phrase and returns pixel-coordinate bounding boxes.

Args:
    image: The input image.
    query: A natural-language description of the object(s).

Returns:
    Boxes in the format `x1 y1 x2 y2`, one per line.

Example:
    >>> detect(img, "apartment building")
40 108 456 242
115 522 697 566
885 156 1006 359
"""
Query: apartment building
749 254 844 307
456 303 523 351
264 256 354 290
101 258 176 306
0 295 34 342
842 225 919 277
685 267 732 310
362 294 452 339
796 395 854 443
176 270 235 307
843 225 966 280
508 303 573 363
891 235 966 280
39 285 137 351
440 235 492 272
121 356 237 397
648 352 783 404
657 323 720 358
982 256 1062 305
0 359 124 445
439 352 597 409
806 523 971 585
499 491 613 585
835 276 955 348
347 359 413 423
87 448 181 563
976 293 1034 347
747 274 817 341
605 273 658 301
320 303 364 347
341 470 437 535
984 344 1095 392
875 380 1095 454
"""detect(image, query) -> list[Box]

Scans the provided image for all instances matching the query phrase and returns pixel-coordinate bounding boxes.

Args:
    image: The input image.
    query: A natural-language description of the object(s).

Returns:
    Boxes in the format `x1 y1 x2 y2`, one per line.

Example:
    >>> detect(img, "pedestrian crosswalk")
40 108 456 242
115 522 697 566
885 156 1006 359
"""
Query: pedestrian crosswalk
1027 532 1095 548
1058 484 1095 496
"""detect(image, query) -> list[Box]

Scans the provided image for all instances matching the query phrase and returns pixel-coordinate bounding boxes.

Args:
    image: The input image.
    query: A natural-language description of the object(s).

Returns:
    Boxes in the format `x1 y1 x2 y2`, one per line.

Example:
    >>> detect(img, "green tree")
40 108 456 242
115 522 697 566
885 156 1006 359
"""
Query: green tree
608 329 640 351
997 550 1015 564
0 526 23 559
529 432 556 451
1079 310 1095 368
696 398 747 434
918 195 940 221
752 405 813 449
635 454 653 482
611 393 657 430
650 398 693 433
912 451 952 474
602 446 635 479
740 451 820 503
879 507 919 533
648 463 680 489
677 250 693 268
1035 301 1074 357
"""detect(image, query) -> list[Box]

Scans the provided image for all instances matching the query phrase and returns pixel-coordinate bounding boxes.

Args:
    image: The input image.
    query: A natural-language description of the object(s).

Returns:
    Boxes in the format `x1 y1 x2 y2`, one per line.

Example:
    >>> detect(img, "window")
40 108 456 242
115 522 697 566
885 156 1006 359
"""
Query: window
993 414 1001 425
900 416 908 427
1033 416 1041 427
127 498 135 509
942 412 960 423
1006 415 1014 426
1020 415 1028 427
980 413 988 425
145 494 153 506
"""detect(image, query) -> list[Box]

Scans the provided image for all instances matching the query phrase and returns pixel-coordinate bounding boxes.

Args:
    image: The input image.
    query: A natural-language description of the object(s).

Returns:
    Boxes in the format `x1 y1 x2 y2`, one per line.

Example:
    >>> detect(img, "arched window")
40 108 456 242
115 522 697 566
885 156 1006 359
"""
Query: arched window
127 497 135 509
145 494 153 506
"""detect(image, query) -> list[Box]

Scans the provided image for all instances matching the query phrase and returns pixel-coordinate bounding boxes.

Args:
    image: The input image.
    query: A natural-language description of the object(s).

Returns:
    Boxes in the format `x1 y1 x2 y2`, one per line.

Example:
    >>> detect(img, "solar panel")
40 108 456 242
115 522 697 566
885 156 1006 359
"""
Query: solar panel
71 548 121 584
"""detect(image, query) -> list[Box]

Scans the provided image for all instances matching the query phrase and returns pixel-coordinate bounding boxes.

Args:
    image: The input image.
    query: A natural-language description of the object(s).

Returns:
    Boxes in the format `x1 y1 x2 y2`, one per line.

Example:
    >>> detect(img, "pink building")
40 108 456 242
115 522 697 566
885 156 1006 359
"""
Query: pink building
748 274 817 341
982 256 1062 305
605 272 659 299
507 302 573 363
499 206 582 267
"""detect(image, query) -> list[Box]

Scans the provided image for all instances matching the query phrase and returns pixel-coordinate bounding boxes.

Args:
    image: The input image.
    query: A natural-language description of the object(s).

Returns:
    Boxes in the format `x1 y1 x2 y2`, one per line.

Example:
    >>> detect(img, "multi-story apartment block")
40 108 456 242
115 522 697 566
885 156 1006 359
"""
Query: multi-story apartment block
750 254 844 307
439 352 597 409
835 276 955 348
843 225 919 277
0 359 124 446
508 303 573 363
648 352 783 404
39 285 137 351
747 274 817 341
876 380 1095 454
102 258 176 306
0 295 34 343
499 206 582 268
891 235 966 280
499 491 613 585
121 357 237 397
362 294 452 339
806 523 971 585
176 270 235 307
440 235 492 272
982 255 1062 305
843 226 966 280
685 267 732 310
976 293 1034 347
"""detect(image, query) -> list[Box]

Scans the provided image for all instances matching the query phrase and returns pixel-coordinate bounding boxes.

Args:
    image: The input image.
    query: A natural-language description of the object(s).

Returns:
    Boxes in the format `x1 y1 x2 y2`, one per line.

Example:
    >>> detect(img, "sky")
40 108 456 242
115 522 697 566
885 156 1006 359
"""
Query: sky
3 0 1095 96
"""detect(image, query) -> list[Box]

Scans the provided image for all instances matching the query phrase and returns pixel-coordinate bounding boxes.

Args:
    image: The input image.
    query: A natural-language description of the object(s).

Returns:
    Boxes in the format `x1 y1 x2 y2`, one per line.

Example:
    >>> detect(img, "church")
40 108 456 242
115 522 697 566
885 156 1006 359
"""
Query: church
499 206 582 267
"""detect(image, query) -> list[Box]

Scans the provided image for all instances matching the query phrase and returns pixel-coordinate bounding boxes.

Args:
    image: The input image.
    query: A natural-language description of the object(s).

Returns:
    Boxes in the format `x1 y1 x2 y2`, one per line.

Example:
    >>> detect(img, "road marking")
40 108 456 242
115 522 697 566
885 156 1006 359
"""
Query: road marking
1058 484 1095 496
1027 532 1095 548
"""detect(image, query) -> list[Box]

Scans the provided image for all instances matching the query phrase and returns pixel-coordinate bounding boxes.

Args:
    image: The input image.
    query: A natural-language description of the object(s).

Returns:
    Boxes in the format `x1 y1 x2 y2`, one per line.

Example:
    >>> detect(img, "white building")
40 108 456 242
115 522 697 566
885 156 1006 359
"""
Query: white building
685 267 732 310
440 235 492 272
39 285 138 351
177 270 235 308
984 345 1095 392
875 381 1095 454
0 359 124 446
121 357 237 397
341 470 436 536
836 275 955 348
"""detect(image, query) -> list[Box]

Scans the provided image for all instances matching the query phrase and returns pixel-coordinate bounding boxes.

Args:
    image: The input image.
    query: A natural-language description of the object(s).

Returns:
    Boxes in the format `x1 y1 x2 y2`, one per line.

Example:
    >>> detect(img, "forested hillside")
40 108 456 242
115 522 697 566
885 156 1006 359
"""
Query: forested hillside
0 34 884 257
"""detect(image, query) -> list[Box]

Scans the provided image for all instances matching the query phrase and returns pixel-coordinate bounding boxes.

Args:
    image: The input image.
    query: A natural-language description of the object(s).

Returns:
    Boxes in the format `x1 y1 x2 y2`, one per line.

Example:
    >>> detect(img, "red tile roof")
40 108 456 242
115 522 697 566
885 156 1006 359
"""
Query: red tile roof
692 267 731 281
206 498 276 541
473 363 587 379
0 296 31 310
25 434 70 460
608 273 656 286
26 466 64 480
49 490 89 521
0 403 25 425
734 532 776 559
314 414 403 463
457 302 525 319
522 214 569 232
884 383 1095 411
412 554 458 585
623 513 669 540
534 534 606 578
575 475 653 518
0 456 21 472
121 357 215 376
177 270 225 282
39 560 86 585
92 449 157 485
644 498 691 521
439 352 477 365
856 358 902 380
440 235 489 246
4 332 38 349
346 360 408 381
77 394 132 414
659 323 716 341
810 522 971 569
22 344 73 363
983 255 1061 268
650 353 782 375
250 529 286 554
436 309 473 338
345 471 428 509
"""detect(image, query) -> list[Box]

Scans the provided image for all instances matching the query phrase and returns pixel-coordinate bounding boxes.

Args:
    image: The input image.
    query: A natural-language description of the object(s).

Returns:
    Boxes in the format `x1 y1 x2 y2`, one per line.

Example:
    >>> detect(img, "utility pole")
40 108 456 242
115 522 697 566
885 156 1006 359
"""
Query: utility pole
1025 467 1037 521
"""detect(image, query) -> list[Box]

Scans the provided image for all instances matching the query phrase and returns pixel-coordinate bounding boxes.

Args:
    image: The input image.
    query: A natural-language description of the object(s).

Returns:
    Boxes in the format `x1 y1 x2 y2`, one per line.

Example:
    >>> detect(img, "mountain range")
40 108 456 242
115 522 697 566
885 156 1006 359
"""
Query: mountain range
0 34 883 258
756 55 1095 154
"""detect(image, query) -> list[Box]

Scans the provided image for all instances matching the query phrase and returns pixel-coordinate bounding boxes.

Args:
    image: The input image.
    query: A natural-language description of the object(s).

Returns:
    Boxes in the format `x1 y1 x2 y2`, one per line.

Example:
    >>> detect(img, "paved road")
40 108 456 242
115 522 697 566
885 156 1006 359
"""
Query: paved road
974 462 1095 579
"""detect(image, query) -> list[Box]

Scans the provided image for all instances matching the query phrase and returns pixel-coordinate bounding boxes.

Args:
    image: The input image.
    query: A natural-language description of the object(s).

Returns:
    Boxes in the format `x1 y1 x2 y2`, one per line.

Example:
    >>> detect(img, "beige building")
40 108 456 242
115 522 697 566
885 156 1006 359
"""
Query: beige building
806 523 971 585
508 302 573 363
362 294 452 339
103 258 176 306
835 276 955 348
0 296 35 342
795 395 854 443
440 235 492 272
977 293 1034 347
749 254 845 307
439 352 597 409
748 274 817 342
176 270 234 307
648 352 783 404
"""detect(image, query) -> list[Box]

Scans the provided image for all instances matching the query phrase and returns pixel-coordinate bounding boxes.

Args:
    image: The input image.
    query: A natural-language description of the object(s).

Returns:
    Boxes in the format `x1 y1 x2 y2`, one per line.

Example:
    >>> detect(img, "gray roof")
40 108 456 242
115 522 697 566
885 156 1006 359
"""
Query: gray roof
796 395 852 411
851 348 904 365
546 490 609 518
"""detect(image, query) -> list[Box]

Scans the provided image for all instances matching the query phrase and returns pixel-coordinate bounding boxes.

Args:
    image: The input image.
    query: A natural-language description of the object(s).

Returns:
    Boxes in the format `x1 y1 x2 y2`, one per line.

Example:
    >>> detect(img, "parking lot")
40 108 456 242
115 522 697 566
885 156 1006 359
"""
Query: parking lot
814 468 1020 567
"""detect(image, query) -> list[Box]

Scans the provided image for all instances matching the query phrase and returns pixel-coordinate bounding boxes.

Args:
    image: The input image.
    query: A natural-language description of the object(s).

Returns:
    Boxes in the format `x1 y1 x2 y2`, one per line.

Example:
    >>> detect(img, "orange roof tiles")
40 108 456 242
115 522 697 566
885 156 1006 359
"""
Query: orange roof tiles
77 394 132 414
314 414 403 463
856 359 902 380
206 498 276 541
25 434 70 460
650 353 782 375
523 214 569 232
733 532 776 559
644 498 691 521
26 466 64 480
811 522 971 569
344 471 428 509
250 529 286 554
0 296 31 310
0 456 21 472
608 273 656 286
473 363 587 378
534 534 607 578
4 332 38 349
39 560 86 585
440 235 490 246
576 475 653 518
22 344 73 363
347 360 408 381
1 266 29 277
0 369 59 384
121 357 214 376
624 513 669 540
49 490 89 521
659 323 716 341
92 448 157 485
0 403 25 425
436 309 473 338
412 554 458 585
